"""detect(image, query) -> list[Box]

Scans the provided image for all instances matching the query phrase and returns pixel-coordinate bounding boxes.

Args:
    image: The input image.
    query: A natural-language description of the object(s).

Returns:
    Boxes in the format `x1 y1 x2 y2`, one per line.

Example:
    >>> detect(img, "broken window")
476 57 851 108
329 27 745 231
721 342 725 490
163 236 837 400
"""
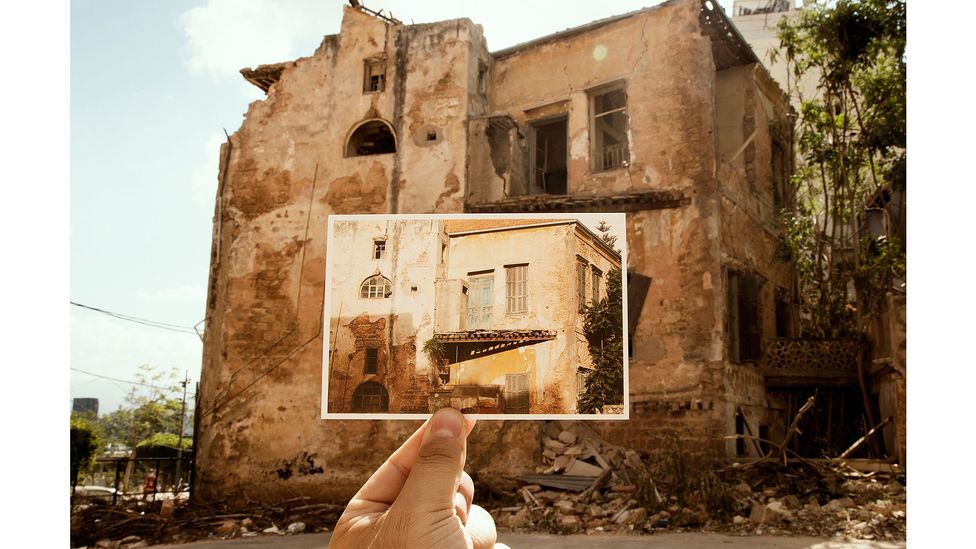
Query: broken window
576 259 588 312
346 120 397 157
529 116 568 194
591 267 603 305
360 274 392 299
351 381 389 412
735 410 746 457
728 271 761 362
589 82 630 171
505 264 528 314
363 59 386 93
373 239 386 260
467 273 494 329
364 348 378 375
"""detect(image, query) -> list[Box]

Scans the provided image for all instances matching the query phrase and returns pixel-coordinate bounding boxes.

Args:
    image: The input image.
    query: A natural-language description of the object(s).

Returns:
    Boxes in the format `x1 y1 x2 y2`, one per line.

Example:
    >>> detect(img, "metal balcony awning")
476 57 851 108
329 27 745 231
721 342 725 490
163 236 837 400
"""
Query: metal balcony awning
434 329 557 344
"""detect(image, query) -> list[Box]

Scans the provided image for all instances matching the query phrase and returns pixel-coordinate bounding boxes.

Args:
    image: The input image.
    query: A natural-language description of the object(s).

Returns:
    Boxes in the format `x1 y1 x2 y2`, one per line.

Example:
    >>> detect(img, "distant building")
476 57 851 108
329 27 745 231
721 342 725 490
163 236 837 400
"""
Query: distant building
72 397 99 416
730 0 819 101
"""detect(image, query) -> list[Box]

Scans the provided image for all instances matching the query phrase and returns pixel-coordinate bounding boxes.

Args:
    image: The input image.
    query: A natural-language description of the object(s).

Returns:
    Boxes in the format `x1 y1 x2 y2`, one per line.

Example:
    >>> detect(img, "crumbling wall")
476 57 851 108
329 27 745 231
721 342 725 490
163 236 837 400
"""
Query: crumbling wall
465 0 732 455
715 63 794 454
195 6 540 504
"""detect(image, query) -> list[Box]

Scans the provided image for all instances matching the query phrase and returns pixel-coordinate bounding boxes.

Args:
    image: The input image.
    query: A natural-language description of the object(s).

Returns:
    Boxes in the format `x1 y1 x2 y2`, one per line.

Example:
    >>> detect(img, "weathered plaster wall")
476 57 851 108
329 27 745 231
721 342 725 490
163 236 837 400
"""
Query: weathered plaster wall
196 0 795 505
195 7 542 504
715 63 794 454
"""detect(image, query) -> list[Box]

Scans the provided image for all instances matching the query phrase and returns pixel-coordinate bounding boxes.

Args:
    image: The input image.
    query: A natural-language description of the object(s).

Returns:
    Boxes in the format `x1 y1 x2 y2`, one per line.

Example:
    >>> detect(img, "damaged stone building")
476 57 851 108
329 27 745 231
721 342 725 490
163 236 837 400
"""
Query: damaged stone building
324 217 622 416
195 0 896 504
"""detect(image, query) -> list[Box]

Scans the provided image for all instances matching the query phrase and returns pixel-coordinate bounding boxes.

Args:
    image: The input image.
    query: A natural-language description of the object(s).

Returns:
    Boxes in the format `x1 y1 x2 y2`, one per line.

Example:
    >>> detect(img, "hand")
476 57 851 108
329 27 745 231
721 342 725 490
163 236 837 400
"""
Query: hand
330 408 508 549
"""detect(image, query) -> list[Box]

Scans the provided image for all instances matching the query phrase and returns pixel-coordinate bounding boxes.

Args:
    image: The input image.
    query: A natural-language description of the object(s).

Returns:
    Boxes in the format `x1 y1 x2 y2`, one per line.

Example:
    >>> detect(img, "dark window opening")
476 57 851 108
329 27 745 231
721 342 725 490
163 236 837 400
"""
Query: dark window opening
364 348 378 375
775 294 792 338
426 130 437 141
477 63 489 95
728 271 761 363
351 381 389 412
363 60 386 93
735 411 746 457
373 240 386 259
759 424 770 456
530 116 568 194
346 120 397 157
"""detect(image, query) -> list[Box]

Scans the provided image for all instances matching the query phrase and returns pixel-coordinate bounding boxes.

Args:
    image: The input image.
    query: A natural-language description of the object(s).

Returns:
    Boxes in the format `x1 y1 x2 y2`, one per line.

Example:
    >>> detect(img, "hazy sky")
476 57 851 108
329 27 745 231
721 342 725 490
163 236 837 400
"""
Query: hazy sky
69 0 740 413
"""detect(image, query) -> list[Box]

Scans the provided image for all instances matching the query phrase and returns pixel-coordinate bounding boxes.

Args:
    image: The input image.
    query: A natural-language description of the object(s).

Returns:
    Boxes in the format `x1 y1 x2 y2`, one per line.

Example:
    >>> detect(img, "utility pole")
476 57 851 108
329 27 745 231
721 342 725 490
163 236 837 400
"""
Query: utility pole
175 371 189 493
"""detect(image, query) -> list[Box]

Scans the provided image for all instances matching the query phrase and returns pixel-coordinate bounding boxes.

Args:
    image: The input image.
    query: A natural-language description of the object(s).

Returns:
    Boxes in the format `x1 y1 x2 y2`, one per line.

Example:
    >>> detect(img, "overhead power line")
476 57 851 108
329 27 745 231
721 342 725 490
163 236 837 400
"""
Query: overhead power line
70 301 200 335
70 367 184 392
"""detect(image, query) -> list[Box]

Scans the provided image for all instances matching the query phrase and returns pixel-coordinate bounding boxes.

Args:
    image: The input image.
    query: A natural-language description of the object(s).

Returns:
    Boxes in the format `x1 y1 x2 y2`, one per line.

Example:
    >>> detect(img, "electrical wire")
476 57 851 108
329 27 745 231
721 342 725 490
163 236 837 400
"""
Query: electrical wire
70 367 182 392
70 301 199 335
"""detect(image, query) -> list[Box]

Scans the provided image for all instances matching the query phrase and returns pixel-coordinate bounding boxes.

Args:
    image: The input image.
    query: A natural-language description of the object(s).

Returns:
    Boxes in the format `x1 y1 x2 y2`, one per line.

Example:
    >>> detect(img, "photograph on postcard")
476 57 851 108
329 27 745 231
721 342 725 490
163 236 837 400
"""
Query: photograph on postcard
321 213 629 419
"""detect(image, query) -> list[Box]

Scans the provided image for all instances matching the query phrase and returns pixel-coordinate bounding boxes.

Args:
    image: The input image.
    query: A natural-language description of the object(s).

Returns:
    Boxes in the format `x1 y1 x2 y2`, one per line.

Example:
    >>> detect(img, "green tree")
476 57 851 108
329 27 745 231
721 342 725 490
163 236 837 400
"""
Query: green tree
70 413 101 486
99 365 187 450
775 0 906 338
578 266 624 413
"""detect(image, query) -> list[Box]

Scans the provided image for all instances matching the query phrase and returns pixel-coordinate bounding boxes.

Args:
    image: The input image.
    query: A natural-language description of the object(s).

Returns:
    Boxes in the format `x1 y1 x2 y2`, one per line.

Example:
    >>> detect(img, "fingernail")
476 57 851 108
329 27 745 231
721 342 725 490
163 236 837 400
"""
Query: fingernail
430 408 463 439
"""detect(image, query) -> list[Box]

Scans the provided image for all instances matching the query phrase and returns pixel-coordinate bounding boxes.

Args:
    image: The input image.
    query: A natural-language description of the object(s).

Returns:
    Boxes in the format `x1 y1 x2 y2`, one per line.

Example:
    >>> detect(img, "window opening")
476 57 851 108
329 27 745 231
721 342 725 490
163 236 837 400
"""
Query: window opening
504 373 529 414
775 293 792 338
467 274 494 329
589 83 630 171
351 381 389 412
735 411 746 456
346 120 397 157
529 116 568 194
728 271 761 362
373 240 386 259
360 274 392 299
591 267 603 305
364 348 378 374
505 264 528 314
577 368 590 398
576 259 588 312
363 59 386 93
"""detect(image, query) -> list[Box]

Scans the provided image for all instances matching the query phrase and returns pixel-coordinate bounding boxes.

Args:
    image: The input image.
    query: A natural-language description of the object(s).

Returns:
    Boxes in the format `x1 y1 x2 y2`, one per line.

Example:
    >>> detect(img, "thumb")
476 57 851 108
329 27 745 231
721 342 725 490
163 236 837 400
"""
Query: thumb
395 408 467 518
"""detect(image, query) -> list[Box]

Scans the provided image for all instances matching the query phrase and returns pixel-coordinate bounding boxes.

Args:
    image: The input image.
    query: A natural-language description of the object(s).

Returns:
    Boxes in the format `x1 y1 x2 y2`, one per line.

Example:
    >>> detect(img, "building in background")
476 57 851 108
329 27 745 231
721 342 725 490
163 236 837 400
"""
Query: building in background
72 397 99 417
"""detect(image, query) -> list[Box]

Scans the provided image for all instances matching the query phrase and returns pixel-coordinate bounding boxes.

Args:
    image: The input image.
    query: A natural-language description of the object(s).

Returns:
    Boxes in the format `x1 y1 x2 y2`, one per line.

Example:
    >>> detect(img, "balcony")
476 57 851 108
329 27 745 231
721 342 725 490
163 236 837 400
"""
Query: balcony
760 338 863 388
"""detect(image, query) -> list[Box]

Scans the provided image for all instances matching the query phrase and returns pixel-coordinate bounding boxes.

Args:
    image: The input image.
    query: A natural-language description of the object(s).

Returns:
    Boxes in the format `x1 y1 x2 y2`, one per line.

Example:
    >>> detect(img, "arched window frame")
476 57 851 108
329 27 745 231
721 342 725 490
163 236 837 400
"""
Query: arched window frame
360 274 392 299
345 118 397 157
351 381 389 412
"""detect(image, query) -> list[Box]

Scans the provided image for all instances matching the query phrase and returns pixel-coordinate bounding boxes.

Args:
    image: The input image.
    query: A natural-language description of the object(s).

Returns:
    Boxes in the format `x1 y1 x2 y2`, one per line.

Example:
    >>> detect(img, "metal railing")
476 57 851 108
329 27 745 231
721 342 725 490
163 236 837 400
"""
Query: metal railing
600 143 628 170
72 455 192 505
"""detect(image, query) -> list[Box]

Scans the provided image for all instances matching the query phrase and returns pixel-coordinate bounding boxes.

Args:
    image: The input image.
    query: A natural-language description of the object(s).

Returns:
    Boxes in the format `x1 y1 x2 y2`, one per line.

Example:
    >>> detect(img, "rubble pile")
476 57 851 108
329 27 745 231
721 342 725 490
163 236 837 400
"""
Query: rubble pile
70 496 341 548
489 422 906 541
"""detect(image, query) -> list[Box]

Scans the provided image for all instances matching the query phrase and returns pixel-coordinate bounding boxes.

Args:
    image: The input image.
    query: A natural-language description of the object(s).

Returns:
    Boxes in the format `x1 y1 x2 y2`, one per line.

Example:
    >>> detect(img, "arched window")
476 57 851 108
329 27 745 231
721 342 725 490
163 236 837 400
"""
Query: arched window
346 119 397 157
352 381 389 412
360 274 392 299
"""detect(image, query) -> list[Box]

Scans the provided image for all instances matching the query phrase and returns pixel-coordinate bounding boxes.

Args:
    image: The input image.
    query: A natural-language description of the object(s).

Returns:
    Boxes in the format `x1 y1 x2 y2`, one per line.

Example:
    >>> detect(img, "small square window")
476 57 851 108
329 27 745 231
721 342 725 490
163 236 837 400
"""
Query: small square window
364 348 378 374
373 240 386 259
364 60 386 93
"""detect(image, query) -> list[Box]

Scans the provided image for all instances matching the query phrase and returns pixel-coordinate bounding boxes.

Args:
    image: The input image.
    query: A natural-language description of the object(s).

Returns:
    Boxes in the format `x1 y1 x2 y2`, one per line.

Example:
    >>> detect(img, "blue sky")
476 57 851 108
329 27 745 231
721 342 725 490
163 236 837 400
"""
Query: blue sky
71 0 726 413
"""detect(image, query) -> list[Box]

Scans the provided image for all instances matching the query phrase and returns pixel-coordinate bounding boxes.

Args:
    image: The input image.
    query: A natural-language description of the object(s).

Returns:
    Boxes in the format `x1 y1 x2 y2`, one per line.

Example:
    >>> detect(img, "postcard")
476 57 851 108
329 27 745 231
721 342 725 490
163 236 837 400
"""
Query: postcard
321 213 628 420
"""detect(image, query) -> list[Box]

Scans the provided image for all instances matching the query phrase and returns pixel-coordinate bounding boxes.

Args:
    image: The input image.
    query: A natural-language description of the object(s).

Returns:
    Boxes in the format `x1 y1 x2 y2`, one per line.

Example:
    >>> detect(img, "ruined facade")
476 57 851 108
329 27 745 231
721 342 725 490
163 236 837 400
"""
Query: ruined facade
324 217 622 416
195 0 823 504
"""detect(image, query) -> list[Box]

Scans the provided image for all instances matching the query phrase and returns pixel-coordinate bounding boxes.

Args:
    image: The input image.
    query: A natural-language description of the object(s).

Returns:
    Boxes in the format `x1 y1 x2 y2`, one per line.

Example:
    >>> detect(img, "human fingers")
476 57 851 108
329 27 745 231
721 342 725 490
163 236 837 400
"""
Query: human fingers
466 504 497 549
347 412 476 508
348 417 430 506
394 408 467 520
455 471 474 524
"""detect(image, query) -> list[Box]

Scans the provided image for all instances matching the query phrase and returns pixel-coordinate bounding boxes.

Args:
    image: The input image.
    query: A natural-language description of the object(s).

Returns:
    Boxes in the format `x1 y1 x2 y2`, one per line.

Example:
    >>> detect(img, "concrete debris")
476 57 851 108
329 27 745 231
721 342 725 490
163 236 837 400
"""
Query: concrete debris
489 421 906 541
286 522 306 535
